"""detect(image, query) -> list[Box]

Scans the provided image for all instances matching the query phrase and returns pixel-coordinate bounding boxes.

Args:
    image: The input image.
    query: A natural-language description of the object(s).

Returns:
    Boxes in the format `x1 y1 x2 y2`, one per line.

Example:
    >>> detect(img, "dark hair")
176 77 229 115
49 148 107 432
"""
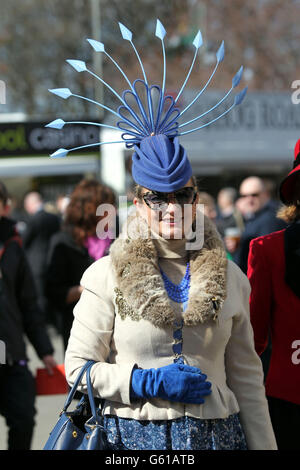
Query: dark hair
0 181 8 205
134 176 198 200
64 179 116 244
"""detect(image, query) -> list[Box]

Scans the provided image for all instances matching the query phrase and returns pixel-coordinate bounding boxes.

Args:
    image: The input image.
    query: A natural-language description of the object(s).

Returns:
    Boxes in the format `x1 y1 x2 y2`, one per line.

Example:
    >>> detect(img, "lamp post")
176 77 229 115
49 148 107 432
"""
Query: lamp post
90 0 103 181
90 0 103 117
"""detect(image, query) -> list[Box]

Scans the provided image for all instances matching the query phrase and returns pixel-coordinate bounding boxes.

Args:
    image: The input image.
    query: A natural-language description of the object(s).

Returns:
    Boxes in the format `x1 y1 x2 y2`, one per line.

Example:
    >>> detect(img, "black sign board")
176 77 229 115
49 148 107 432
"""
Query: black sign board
0 120 101 157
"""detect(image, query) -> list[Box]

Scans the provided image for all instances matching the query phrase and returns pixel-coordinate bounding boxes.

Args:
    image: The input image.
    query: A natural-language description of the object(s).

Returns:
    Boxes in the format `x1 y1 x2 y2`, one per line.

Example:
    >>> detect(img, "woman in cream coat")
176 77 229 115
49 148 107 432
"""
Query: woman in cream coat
64 174 277 451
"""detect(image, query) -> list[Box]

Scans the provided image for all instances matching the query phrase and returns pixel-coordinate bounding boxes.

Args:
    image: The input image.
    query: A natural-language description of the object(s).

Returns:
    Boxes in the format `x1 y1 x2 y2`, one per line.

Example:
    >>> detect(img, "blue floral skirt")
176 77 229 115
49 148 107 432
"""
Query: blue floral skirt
103 413 247 450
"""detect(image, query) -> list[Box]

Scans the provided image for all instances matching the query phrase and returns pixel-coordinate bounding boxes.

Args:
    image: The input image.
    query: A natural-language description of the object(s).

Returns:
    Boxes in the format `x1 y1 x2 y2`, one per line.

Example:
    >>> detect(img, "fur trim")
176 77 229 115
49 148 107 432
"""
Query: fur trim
110 211 227 326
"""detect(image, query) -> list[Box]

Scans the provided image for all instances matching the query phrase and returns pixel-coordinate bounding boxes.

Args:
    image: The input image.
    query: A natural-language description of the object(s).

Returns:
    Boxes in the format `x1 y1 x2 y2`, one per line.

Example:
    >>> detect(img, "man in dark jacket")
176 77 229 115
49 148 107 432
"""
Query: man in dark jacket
0 181 56 450
228 177 286 379
22 191 60 326
231 176 287 274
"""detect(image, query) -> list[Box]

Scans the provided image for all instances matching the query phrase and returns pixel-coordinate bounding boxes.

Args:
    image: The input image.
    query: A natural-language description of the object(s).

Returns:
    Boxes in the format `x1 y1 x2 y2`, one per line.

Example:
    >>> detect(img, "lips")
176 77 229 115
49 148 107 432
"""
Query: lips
163 219 183 224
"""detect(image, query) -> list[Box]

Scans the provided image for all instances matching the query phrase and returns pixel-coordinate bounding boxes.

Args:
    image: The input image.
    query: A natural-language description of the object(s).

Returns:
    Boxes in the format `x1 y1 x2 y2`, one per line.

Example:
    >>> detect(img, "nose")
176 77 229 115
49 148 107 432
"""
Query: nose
164 200 182 215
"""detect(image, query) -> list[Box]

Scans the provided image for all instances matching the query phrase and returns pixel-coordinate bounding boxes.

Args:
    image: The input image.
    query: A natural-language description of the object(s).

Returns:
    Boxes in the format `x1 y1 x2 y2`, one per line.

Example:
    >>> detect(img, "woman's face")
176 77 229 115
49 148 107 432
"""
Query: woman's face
133 178 198 239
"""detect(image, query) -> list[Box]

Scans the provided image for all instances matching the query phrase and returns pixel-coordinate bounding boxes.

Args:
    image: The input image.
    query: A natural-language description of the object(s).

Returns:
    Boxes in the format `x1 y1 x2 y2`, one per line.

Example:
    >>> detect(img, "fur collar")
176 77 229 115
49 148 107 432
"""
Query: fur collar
110 211 228 326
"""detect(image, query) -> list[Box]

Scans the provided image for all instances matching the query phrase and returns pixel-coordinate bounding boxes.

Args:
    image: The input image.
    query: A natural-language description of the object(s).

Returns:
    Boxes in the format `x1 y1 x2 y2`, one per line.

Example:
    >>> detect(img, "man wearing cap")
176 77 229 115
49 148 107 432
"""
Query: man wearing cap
247 139 300 450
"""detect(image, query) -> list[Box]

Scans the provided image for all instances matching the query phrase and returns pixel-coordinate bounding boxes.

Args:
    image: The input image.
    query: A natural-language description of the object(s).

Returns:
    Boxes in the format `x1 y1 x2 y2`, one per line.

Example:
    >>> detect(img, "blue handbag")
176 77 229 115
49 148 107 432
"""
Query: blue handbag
44 360 111 450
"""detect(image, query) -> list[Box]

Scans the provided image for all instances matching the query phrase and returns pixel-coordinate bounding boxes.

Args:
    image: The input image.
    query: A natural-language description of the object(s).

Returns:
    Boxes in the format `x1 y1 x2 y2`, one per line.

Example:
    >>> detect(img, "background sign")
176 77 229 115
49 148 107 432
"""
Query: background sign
0 120 101 157
179 91 300 170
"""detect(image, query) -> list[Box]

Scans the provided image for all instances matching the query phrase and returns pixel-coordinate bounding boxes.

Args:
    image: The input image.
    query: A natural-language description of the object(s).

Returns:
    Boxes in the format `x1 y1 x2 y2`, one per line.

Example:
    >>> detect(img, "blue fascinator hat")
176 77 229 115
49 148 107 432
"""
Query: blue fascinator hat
47 19 247 192
132 135 192 192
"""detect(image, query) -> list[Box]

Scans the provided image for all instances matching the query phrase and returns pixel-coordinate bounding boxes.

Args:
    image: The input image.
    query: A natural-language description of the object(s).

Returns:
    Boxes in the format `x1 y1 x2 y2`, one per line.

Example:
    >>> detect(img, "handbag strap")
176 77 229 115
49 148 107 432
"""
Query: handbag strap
63 360 99 421
86 362 99 421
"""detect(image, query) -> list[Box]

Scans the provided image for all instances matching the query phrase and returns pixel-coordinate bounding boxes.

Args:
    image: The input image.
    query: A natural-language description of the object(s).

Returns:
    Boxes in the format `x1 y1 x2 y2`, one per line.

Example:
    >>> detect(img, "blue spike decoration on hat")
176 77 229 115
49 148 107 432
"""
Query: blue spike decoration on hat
47 19 247 190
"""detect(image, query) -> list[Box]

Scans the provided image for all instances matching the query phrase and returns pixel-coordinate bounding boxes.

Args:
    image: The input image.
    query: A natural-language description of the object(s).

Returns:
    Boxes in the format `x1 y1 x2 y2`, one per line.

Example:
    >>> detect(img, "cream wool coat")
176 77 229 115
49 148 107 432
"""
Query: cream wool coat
65 213 277 450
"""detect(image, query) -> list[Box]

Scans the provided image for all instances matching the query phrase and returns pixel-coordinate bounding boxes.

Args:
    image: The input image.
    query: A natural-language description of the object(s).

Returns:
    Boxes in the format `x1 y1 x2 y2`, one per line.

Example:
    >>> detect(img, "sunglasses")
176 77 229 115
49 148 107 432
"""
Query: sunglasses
142 187 197 211
239 192 261 198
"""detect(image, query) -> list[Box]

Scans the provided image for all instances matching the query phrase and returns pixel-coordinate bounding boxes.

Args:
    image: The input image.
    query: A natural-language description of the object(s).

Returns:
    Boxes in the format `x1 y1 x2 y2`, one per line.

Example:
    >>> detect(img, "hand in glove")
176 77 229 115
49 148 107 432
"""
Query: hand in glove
130 363 212 404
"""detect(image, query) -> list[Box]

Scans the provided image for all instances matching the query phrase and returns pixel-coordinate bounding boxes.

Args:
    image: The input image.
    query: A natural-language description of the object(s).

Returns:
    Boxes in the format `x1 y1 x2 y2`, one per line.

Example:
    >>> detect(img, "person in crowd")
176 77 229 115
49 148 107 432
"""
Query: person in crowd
64 136 276 450
45 179 115 351
228 176 286 274
197 191 218 223
247 140 300 450
22 191 61 327
235 194 250 219
55 194 70 220
0 181 57 450
7 195 29 235
216 187 244 260
216 187 244 237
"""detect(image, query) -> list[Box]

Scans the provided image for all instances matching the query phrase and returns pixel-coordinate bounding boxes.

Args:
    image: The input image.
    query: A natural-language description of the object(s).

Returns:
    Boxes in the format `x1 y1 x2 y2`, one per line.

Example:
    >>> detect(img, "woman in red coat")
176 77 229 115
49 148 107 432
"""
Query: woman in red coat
247 140 300 450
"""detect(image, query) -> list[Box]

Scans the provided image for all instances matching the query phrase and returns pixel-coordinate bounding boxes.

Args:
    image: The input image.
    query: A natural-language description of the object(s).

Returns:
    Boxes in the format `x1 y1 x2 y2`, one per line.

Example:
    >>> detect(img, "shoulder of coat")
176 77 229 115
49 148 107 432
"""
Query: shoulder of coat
250 229 285 248
227 259 251 294
81 254 114 286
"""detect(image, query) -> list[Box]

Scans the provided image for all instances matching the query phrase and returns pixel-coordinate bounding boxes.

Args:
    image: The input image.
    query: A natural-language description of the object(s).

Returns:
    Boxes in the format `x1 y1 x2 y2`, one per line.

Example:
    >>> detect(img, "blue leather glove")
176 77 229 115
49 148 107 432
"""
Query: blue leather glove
130 363 212 404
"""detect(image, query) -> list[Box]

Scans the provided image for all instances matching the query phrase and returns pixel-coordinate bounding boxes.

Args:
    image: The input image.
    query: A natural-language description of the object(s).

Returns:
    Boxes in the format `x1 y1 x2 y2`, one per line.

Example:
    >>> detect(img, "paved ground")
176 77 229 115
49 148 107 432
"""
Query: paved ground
0 328 67 450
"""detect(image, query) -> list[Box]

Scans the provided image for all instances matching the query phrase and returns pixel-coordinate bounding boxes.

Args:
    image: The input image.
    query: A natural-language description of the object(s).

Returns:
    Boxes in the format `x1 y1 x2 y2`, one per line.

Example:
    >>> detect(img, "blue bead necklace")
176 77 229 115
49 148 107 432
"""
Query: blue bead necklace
160 262 190 304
